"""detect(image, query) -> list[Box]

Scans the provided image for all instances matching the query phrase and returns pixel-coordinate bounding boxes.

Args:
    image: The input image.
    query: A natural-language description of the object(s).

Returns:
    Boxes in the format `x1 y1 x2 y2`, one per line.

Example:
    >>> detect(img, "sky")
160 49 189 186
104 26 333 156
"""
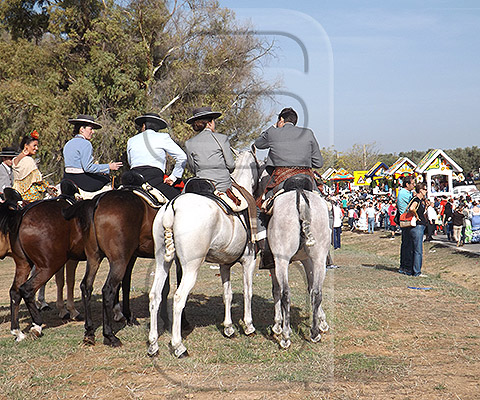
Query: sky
217 0 480 154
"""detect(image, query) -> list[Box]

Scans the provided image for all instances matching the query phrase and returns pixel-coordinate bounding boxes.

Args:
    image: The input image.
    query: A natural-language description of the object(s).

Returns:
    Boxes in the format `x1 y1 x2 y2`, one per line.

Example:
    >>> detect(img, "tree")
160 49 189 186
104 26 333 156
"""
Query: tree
0 0 277 181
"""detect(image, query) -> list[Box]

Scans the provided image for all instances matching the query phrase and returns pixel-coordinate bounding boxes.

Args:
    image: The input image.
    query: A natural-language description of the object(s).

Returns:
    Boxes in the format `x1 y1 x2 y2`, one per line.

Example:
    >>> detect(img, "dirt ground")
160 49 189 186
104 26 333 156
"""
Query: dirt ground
0 229 479 399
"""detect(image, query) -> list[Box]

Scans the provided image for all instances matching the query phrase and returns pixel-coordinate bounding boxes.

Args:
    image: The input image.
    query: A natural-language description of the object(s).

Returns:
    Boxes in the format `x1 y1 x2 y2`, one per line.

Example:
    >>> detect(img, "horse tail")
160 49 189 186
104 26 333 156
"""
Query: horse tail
296 189 316 247
163 203 176 262
62 200 95 232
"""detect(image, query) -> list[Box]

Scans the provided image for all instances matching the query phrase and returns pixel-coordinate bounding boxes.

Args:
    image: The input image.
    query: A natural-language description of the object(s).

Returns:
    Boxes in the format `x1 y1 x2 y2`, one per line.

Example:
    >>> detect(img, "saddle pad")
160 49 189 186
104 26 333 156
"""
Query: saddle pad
132 183 168 208
215 186 248 212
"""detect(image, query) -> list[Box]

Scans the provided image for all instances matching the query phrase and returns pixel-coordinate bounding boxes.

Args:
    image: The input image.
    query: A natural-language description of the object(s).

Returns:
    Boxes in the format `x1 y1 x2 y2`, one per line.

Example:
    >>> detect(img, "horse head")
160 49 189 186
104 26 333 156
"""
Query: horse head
231 149 265 196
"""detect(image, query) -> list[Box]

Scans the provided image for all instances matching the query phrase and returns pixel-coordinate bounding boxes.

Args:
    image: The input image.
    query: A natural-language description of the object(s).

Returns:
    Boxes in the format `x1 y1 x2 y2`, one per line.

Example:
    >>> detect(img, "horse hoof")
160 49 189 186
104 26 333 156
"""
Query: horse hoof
83 335 96 346
310 334 322 343
30 324 43 338
127 317 140 326
245 330 256 337
104 336 123 348
11 329 26 342
62 313 71 322
244 326 256 336
72 313 84 322
147 344 159 358
178 350 189 359
279 339 291 349
223 326 235 338
271 325 282 336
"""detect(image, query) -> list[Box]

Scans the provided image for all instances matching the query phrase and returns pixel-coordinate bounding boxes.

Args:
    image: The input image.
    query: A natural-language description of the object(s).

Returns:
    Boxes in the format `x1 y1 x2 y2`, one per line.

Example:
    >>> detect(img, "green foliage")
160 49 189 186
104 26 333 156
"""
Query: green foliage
0 0 276 181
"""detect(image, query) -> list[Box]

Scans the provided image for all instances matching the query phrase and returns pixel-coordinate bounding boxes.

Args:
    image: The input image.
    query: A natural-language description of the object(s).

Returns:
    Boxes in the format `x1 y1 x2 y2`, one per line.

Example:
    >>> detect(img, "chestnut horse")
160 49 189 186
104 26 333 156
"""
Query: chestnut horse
0 198 85 341
63 189 182 347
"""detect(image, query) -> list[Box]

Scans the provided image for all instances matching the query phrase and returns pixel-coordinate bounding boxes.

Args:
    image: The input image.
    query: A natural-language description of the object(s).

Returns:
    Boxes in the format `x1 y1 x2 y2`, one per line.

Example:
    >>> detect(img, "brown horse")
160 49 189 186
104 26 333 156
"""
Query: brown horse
0 197 85 341
63 189 183 347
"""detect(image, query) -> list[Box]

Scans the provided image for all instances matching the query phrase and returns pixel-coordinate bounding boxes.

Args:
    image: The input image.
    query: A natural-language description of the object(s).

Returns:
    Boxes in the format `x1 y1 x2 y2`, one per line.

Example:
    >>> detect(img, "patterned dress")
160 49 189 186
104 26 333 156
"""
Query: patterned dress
12 156 48 202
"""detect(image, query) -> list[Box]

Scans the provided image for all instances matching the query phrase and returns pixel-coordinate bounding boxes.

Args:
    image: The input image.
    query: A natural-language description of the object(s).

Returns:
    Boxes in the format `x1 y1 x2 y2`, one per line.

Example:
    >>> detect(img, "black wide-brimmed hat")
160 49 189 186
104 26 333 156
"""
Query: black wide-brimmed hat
67 115 102 129
134 113 168 130
0 146 19 157
186 106 222 125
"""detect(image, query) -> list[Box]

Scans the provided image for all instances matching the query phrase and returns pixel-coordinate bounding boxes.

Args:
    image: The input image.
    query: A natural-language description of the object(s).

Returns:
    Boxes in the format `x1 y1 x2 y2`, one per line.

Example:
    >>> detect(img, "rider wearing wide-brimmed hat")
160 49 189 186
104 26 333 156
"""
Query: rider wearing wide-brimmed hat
0 146 18 197
184 106 235 192
127 112 187 200
63 114 123 193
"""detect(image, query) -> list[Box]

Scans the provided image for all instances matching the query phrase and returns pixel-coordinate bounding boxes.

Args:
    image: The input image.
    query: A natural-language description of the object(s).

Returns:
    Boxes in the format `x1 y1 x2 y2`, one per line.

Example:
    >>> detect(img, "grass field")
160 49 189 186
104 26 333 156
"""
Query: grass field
0 229 479 399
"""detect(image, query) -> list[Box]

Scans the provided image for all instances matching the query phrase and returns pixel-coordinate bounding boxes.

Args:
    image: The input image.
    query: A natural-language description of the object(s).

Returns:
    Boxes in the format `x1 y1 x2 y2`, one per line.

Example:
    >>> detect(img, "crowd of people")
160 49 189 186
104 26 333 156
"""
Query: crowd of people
327 176 480 276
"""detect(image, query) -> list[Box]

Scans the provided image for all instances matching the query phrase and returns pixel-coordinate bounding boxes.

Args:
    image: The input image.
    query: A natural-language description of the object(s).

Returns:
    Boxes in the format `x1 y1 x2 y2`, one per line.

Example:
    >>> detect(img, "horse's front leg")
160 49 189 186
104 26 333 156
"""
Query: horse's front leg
171 263 199 358
81 256 102 345
64 260 81 320
241 248 256 335
147 258 172 357
220 264 235 338
54 265 68 319
121 257 138 326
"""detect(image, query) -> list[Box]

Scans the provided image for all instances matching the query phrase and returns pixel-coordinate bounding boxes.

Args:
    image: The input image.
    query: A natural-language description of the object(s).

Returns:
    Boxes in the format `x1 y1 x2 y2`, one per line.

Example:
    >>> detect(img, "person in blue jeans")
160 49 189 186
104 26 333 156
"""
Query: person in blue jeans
397 176 415 274
408 182 428 276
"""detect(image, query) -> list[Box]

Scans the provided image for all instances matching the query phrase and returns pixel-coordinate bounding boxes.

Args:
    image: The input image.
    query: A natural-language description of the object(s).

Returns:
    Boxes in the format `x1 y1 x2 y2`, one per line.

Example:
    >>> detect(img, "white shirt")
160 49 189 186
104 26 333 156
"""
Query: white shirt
366 206 376 218
333 204 343 228
127 129 187 180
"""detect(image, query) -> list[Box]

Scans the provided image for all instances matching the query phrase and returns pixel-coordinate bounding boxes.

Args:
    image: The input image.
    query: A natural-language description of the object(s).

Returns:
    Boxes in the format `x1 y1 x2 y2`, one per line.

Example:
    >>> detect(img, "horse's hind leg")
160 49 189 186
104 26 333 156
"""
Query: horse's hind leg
102 263 127 347
171 263 200 358
148 258 172 357
220 264 235 337
302 257 329 342
19 266 59 338
273 259 291 349
10 262 31 341
241 250 256 335
64 260 81 320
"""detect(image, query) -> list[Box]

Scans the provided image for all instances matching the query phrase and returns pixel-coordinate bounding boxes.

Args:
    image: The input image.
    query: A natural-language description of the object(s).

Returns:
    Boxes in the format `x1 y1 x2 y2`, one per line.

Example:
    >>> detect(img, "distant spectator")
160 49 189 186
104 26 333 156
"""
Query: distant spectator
332 200 343 249
397 175 415 275
366 202 376 234
452 204 465 247
425 199 438 241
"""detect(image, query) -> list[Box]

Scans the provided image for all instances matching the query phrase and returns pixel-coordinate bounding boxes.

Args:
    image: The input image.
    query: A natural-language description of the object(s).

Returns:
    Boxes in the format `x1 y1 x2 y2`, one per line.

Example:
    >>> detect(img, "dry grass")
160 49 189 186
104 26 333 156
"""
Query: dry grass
0 229 479 399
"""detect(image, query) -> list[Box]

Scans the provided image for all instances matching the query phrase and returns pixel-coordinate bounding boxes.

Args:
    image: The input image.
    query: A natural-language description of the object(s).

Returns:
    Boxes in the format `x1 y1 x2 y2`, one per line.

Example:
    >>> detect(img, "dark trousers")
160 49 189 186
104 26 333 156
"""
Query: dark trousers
400 227 413 274
426 221 436 240
131 166 181 200
333 227 342 249
64 172 110 192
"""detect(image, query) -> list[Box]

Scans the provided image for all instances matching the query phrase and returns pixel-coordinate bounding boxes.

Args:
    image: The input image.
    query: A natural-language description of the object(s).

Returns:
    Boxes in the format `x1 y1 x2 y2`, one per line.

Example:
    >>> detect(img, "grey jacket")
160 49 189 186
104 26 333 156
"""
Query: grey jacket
254 123 323 169
185 129 235 192
0 163 13 193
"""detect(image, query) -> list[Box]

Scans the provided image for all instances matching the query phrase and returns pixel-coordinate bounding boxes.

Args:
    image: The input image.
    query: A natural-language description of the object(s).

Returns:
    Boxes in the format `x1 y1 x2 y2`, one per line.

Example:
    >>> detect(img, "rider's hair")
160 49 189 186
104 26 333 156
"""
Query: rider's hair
20 135 38 150
278 107 298 125
192 119 211 132
144 120 164 132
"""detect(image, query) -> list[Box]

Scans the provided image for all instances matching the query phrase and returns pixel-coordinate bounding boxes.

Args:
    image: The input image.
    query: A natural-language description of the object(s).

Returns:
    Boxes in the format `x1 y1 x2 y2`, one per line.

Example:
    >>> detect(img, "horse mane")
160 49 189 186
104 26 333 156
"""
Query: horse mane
62 199 95 231
231 149 265 195
0 202 21 236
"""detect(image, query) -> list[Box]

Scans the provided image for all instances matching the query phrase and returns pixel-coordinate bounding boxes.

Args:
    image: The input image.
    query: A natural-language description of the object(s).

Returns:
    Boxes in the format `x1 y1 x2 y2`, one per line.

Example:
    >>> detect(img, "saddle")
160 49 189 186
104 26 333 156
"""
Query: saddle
260 174 315 215
120 171 168 208
183 178 257 242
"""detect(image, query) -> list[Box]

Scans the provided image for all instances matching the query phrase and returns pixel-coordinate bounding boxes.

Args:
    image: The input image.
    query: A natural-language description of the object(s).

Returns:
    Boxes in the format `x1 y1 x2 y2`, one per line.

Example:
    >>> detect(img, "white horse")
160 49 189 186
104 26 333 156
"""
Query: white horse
267 182 331 349
148 150 259 358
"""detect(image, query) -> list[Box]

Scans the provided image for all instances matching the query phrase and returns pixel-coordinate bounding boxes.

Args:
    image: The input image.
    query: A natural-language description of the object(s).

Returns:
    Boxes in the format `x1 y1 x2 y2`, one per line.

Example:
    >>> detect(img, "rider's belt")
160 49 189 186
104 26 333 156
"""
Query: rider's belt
65 167 84 174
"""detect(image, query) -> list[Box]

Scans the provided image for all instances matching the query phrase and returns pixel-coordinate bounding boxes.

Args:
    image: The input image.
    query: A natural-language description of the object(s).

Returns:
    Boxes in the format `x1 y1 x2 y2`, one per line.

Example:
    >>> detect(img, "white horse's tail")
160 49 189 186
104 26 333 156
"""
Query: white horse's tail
296 189 316 247
163 203 176 262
